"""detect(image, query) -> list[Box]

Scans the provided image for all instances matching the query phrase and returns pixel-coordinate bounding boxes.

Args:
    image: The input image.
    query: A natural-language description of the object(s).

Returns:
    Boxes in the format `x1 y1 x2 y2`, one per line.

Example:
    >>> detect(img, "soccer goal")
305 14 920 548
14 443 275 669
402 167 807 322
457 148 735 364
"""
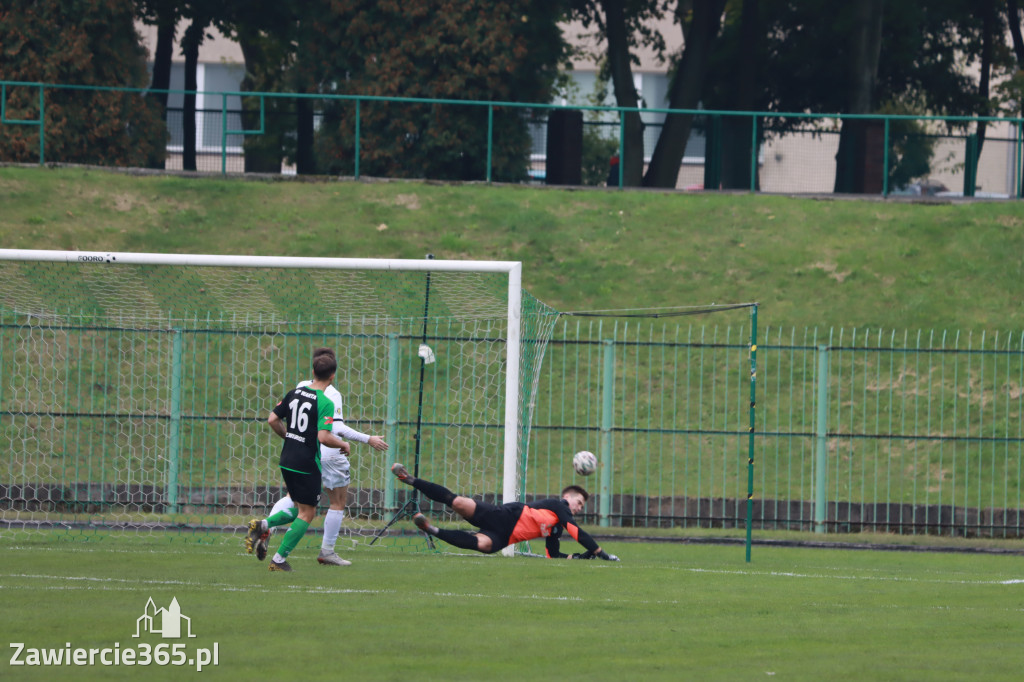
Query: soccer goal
0 249 559 551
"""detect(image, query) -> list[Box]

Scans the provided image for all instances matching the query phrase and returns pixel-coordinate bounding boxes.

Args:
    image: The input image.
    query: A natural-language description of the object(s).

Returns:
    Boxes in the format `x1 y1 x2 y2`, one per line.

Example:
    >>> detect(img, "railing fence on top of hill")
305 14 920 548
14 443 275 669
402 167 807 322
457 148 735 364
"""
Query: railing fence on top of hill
2 80 1022 197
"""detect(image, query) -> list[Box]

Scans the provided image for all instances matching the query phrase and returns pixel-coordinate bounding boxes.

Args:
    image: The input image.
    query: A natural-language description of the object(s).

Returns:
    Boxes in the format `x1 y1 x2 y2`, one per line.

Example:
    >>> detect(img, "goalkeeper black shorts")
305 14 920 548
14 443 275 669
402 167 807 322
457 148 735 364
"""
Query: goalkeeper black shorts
468 500 527 551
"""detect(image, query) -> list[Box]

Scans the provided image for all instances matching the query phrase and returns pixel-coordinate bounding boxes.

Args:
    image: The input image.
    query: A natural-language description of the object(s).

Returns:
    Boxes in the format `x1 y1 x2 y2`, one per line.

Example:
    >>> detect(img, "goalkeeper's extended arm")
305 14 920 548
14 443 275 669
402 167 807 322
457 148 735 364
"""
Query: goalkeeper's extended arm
573 528 619 561
545 534 568 558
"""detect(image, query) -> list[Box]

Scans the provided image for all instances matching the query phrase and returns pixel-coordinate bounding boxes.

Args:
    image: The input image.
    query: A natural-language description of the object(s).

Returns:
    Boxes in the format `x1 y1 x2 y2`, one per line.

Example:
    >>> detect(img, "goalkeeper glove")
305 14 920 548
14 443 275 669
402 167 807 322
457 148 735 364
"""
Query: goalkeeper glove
569 551 595 560
596 550 620 561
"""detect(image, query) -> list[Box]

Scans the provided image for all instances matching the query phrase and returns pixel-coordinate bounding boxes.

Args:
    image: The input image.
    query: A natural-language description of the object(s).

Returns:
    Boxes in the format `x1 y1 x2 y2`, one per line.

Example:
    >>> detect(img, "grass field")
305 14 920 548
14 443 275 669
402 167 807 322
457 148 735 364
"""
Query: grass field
3 167 1024 679
3 532 1024 681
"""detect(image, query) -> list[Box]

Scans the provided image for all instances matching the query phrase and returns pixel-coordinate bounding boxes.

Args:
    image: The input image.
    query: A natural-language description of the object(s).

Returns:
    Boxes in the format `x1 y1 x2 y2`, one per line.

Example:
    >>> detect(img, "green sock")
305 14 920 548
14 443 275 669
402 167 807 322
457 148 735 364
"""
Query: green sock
267 507 298 528
277 518 309 558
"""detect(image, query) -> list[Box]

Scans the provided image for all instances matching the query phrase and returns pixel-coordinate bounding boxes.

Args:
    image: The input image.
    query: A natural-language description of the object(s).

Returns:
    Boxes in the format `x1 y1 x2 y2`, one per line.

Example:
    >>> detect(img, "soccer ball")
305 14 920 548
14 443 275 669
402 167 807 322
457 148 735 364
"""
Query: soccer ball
572 450 597 476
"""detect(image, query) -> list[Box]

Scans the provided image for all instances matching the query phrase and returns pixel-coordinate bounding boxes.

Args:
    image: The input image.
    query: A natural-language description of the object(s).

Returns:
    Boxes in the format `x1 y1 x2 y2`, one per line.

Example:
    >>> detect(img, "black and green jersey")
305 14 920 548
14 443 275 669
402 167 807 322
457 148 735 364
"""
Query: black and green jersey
271 386 335 474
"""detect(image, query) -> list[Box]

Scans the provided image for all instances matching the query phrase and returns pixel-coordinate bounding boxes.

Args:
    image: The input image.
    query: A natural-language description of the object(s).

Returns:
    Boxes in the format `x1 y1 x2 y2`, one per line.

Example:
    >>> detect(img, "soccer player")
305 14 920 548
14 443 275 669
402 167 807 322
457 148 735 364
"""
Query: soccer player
248 352 350 572
389 463 620 560
249 347 389 566
259 348 389 566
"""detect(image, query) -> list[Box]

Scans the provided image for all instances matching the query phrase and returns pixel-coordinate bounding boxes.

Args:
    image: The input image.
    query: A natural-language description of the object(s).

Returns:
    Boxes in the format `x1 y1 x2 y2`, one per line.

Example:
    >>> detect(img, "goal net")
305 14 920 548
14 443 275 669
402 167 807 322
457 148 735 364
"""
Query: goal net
0 250 559 551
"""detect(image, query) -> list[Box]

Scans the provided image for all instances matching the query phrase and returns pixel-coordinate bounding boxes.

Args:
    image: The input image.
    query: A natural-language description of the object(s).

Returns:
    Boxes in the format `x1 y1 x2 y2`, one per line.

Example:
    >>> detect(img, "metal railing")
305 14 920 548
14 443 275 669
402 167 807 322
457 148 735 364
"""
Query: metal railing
2 80 1023 196
529 321 1024 537
0 309 1021 537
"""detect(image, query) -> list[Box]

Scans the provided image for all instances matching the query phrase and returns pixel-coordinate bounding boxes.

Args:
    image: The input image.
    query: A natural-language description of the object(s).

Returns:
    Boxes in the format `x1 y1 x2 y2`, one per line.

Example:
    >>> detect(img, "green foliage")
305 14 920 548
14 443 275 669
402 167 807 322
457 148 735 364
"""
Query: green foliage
708 1 1002 124
309 0 570 181
994 68 1024 117
581 124 618 185
0 0 165 165
877 102 936 189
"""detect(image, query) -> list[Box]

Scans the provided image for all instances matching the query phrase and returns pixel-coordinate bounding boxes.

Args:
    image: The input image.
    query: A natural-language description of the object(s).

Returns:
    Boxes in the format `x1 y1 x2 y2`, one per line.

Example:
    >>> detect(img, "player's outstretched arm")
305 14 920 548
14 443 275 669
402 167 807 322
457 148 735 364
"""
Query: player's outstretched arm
545 534 570 558
573 526 620 561
568 549 619 561
333 421 388 451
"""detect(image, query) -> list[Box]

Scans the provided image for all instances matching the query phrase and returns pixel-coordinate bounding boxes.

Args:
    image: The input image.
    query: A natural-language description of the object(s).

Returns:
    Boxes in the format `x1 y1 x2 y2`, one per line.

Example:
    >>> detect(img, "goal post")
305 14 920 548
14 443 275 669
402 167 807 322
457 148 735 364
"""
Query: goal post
0 249 559 550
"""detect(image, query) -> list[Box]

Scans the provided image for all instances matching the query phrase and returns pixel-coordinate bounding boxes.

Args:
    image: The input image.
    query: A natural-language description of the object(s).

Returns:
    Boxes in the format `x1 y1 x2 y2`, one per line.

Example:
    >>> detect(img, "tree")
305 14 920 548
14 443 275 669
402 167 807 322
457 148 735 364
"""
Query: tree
568 0 671 187
569 0 669 186
703 0 763 190
1008 0 1024 80
569 1 734 188
644 0 727 187
188 0 300 173
230 11 296 173
701 0 1004 193
177 3 215 172
135 0 180 168
832 0 885 194
0 0 165 165
309 0 570 181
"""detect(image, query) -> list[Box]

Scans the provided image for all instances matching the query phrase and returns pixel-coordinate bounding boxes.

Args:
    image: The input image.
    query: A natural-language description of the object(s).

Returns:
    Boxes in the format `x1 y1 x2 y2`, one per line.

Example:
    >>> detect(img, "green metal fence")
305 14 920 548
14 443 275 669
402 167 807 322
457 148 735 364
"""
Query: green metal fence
528 320 1024 538
1 297 1021 537
3 80 1023 197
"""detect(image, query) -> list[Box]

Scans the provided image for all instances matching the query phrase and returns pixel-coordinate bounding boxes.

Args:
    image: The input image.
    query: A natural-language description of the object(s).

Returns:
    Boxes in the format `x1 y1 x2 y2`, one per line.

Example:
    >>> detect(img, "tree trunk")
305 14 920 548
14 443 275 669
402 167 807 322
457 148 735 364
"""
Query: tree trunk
295 96 316 175
150 14 174 114
719 0 760 190
644 0 726 188
1007 0 1024 66
976 0 996 158
147 10 175 169
237 35 283 173
181 17 209 172
833 0 885 194
600 0 644 187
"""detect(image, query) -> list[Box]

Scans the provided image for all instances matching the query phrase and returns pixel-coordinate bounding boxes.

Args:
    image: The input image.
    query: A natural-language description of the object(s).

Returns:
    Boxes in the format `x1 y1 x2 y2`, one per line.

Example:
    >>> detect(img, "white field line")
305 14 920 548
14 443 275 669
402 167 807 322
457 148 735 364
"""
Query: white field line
0 573 666 605
681 566 1024 585
4 545 1023 587
4 574 1024 614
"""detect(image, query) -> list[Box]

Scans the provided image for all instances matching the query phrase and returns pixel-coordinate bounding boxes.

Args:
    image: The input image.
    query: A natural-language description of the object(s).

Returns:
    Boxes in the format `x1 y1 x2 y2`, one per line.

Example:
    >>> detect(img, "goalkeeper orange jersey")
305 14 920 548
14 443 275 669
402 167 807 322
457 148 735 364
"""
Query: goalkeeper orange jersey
506 498 600 556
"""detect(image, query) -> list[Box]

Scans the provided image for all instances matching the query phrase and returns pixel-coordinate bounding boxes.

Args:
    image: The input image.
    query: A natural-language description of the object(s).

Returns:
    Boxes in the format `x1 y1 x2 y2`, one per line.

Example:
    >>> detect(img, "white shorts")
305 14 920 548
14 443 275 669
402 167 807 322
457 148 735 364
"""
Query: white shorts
321 453 351 489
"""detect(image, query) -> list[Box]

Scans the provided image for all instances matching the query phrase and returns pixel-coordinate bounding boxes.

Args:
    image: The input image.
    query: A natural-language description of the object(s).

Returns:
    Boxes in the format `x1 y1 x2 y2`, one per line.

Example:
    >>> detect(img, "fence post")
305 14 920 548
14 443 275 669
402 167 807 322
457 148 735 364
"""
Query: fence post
221 93 227 175
882 117 891 196
704 114 722 190
616 112 625 188
963 134 978 197
599 338 615 527
486 104 493 183
745 304 758 562
814 345 830 533
384 333 400 511
354 99 361 180
166 328 183 514
749 115 758 192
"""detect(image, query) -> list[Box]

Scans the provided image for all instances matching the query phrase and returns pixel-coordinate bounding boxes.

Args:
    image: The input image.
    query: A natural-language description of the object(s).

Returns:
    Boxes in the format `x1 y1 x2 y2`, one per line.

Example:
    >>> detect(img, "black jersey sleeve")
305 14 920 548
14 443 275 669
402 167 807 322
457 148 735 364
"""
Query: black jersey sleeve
531 498 601 556
544 526 567 558
272 395 290 420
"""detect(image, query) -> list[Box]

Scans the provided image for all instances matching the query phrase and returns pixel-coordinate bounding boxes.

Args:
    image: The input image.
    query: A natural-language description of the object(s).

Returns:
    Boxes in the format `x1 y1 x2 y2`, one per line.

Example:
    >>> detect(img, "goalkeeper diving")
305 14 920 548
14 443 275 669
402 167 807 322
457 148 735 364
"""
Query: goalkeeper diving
390 463 619 560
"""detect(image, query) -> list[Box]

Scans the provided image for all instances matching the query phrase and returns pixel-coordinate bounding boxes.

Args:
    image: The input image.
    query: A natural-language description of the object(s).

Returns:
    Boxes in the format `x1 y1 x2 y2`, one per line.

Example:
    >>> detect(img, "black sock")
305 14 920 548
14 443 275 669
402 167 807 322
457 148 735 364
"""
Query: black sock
435 529 479 551
412 479 457 506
